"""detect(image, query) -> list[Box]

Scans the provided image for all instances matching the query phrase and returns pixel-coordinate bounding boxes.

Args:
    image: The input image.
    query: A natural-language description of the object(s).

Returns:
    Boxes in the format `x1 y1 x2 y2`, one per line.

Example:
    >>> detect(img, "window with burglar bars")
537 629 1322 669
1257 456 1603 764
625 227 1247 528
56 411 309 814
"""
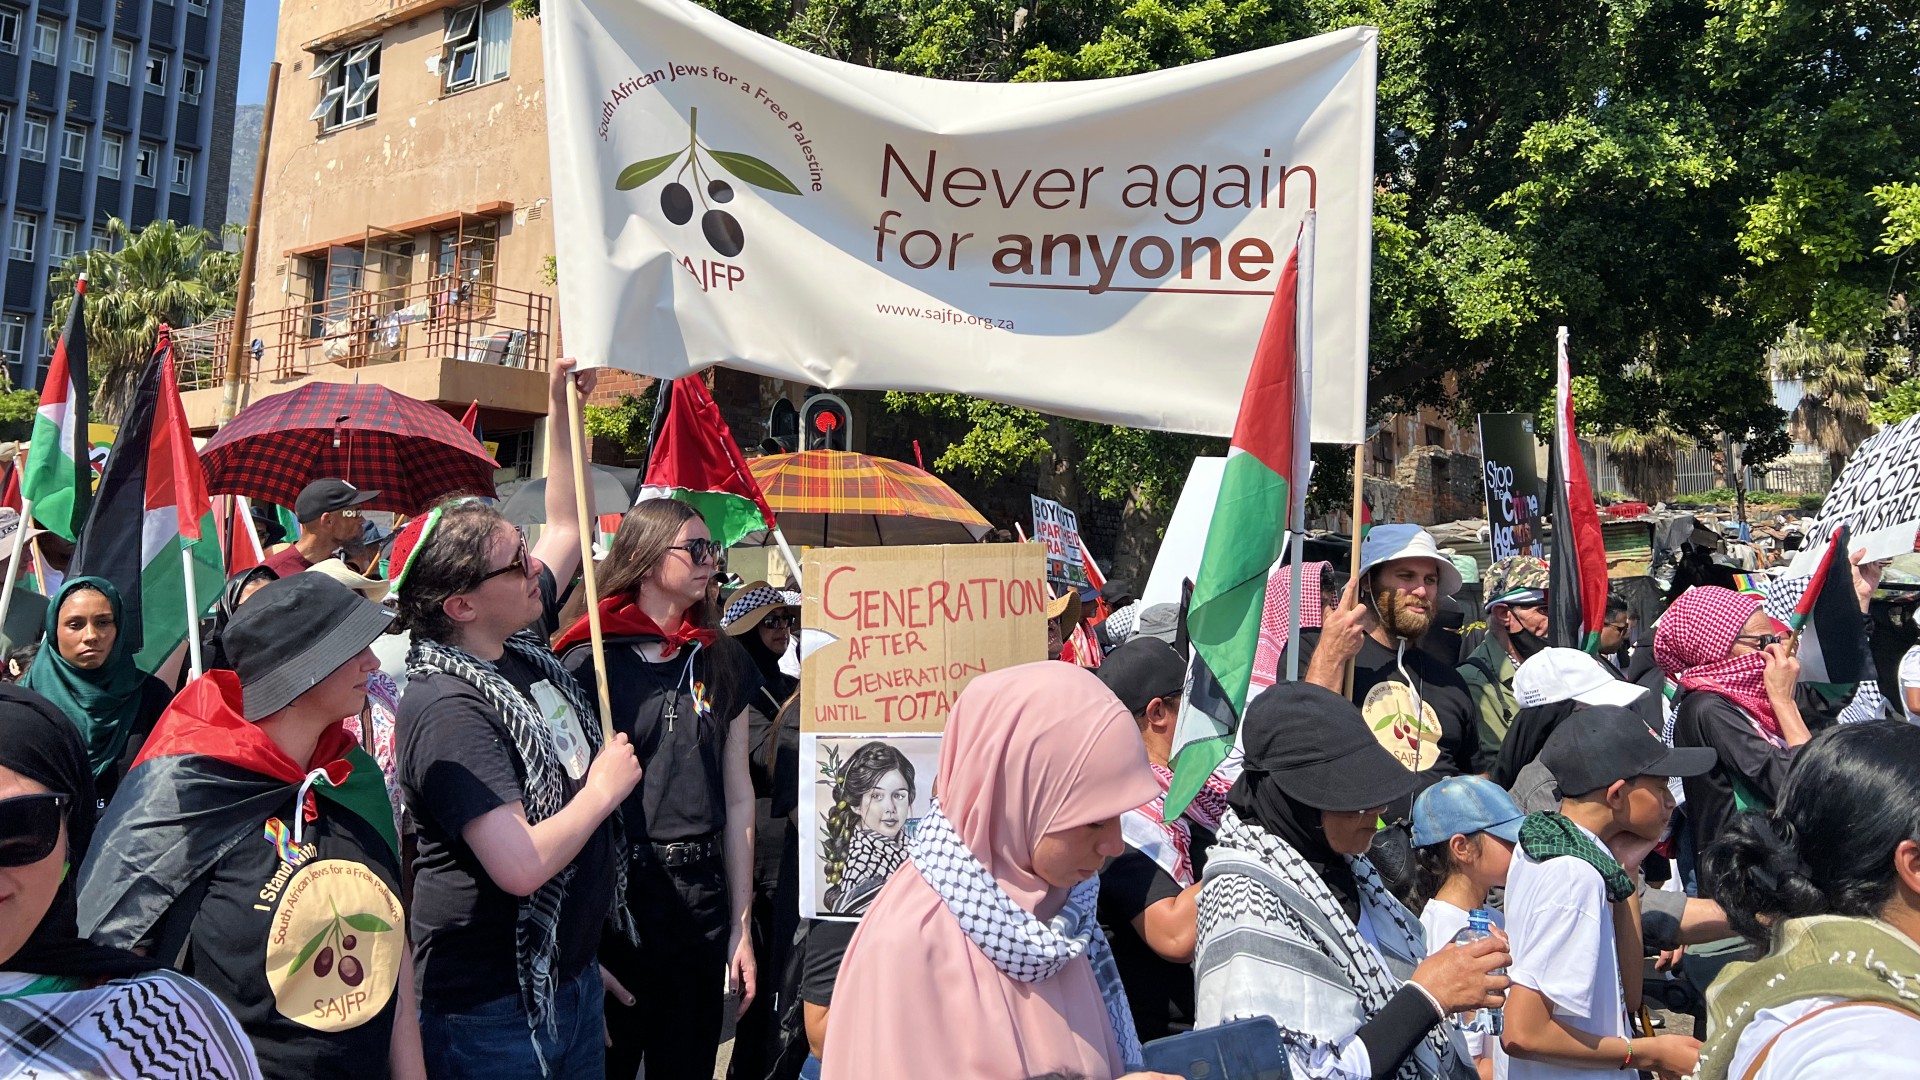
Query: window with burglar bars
311 41 381 131
442 2 512 93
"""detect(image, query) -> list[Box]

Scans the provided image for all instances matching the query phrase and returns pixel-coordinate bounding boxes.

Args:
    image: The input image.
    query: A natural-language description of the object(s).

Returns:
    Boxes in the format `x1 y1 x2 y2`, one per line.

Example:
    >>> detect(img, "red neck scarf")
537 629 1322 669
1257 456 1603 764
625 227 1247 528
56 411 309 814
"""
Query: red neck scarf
553 594 717 656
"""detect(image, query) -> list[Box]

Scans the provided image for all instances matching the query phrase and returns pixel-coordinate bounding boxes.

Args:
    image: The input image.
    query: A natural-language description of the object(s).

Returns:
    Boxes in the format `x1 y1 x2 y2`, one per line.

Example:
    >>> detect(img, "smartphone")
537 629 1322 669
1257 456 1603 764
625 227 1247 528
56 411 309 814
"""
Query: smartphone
1139 1016 1292 1080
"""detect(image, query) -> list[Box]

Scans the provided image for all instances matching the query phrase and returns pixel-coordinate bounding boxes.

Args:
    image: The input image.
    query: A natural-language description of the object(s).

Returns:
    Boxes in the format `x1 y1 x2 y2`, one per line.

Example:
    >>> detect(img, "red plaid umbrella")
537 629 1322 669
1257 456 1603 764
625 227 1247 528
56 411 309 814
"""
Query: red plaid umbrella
199 383 499 514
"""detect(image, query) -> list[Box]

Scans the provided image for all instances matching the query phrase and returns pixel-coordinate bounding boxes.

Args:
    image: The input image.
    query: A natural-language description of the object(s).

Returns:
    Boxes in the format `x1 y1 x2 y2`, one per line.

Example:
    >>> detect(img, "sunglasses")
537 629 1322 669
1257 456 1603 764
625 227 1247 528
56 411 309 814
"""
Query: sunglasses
1734 632 1786 649
673 538 723 566
0 793 69 868
761 612 795 630
476 530 532 585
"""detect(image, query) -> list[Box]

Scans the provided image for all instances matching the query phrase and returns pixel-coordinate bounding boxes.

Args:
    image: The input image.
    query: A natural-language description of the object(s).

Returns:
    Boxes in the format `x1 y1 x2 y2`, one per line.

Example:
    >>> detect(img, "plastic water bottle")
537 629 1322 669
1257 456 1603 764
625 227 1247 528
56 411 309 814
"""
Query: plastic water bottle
1448 908 1504 1037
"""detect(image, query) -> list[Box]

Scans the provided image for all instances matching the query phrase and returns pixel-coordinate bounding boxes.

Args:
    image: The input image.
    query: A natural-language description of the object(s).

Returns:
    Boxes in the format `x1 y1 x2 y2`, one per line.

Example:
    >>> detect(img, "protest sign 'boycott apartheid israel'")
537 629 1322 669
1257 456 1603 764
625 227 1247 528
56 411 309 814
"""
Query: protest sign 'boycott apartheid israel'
800 544 1047 733
543 0 1374 442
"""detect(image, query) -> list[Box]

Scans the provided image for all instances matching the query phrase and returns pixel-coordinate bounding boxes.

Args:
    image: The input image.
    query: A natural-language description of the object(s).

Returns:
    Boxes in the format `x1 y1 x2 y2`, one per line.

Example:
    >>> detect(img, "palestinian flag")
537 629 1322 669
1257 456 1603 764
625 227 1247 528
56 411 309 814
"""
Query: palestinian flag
69 327 223 671
1546 327 1608 653
1782 524 1871 683
637 374 779 548
76 670 395 948
1166 218 1313 818
23 277 92 541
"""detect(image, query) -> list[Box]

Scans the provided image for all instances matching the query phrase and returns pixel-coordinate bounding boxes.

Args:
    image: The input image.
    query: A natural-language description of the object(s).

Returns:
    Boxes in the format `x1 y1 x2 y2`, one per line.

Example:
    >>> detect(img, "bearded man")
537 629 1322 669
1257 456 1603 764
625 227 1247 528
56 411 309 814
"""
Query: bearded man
1306 524 1480 789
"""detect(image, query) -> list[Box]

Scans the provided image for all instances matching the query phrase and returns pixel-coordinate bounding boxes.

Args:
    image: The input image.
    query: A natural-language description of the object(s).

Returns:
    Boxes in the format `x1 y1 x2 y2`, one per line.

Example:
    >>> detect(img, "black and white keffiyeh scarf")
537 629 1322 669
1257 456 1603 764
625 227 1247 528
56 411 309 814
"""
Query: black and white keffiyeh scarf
1200 809 1470 1080
408 633 636 1070
908 798 1144 1069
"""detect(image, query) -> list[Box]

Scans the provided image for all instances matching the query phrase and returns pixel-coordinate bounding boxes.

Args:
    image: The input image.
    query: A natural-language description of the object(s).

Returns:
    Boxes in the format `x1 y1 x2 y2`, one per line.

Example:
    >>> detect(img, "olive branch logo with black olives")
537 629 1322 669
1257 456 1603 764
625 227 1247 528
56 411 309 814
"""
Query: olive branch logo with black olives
616 107 802 258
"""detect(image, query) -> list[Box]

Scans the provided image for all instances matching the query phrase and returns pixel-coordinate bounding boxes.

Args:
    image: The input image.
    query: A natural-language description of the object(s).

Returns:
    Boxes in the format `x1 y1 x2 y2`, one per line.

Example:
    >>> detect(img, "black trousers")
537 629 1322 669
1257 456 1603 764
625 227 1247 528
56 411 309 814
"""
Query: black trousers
603 855 731 1080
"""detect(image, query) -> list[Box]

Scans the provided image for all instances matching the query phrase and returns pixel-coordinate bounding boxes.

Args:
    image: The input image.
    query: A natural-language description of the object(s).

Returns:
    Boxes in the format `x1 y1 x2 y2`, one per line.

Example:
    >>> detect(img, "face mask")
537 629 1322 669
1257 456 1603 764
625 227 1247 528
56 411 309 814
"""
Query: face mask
1509 627 1549 661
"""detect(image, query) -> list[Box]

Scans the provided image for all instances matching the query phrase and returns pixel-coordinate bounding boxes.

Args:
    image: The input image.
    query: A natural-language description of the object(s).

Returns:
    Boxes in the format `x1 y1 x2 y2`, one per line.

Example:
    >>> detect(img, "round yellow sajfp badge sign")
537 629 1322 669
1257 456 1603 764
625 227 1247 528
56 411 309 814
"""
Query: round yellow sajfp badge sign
1360 680 1440 772
264 859 404 1031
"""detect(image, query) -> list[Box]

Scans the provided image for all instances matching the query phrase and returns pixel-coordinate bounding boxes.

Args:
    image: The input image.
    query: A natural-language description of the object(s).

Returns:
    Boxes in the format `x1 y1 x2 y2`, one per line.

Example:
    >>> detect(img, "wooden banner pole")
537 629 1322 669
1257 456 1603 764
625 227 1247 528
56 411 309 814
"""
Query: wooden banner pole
1343 443 1366 698
565 376 615 743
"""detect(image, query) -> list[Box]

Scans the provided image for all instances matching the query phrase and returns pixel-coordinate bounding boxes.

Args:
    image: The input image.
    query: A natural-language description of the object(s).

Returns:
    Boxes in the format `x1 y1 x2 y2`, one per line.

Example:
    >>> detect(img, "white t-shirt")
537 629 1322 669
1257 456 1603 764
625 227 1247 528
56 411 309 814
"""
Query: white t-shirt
1898 645 1920 722
1499 822 1625 1080
1421 899 1508 1066
1728 995 1920 1078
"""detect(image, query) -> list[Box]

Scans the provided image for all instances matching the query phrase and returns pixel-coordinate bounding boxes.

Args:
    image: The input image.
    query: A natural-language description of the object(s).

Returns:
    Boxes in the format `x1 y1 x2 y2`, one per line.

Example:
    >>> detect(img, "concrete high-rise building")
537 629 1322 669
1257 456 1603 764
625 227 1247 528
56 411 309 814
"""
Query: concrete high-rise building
0 0 245 388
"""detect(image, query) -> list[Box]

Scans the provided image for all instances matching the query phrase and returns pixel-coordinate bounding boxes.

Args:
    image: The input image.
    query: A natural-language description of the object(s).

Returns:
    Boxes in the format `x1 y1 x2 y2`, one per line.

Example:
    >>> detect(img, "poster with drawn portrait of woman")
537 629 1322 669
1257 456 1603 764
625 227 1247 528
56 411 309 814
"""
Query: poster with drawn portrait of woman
799 733 943 920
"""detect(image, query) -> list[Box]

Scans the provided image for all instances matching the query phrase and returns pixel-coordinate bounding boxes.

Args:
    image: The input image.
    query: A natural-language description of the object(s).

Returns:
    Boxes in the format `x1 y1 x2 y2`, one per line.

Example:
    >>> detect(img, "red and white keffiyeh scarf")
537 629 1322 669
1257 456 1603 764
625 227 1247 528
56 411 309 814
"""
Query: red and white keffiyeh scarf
1251 560 1329 693
1653 585 1785 744
1120 763 1235 886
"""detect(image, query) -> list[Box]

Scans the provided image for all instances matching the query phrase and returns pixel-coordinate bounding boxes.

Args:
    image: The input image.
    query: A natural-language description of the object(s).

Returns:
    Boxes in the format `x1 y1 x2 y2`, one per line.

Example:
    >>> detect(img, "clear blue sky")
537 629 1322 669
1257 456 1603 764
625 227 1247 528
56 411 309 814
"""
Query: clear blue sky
237 0 280 106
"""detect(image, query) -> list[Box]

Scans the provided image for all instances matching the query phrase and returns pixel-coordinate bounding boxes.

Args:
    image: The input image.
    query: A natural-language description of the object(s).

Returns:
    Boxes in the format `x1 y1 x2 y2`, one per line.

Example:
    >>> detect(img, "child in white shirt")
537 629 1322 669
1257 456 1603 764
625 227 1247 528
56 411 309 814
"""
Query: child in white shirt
1499 706 1712 1079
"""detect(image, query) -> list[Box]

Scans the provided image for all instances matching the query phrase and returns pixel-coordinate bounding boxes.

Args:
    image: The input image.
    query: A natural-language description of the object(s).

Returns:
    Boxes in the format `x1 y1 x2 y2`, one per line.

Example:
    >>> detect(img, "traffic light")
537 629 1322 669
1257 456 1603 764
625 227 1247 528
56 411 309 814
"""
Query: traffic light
800 394 853 451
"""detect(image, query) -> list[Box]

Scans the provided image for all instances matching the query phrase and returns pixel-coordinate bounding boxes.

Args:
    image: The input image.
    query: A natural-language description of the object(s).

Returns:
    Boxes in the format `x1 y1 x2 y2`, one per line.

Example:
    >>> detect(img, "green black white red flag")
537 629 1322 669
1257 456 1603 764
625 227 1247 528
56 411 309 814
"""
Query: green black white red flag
69 327 223 671
23 277 92 541
1547 327 1609 653
1165 216 1313 818
1783 524 1871 683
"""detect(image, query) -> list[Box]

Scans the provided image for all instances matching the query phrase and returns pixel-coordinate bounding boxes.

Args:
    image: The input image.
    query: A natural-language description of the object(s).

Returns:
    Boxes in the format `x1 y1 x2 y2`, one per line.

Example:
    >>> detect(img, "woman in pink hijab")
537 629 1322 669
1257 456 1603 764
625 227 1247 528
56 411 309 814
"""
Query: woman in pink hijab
822 661 1163 1080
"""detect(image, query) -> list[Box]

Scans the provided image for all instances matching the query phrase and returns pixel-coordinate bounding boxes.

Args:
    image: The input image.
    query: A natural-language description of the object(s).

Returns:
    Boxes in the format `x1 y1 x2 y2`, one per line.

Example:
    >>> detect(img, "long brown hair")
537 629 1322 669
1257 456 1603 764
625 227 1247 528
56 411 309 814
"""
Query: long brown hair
598 499 718 628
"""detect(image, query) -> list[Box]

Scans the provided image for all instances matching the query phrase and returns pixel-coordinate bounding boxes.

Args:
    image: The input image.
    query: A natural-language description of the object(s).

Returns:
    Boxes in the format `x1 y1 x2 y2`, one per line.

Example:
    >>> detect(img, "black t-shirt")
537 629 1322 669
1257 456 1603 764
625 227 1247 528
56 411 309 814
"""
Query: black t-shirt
1351 635 1479 787
798 917 859 1007
1672 688 1799 871
398 570 617 1011
164 789 405 1079
1098 825 1214 1042
563 633 761 843
747 677 799 895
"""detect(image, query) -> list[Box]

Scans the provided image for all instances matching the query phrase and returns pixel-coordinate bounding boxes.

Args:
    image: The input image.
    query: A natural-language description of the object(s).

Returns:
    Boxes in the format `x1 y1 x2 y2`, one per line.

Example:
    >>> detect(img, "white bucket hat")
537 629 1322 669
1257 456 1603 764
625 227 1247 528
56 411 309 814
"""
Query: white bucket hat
1514 647 1649 709
1356 523 1463 599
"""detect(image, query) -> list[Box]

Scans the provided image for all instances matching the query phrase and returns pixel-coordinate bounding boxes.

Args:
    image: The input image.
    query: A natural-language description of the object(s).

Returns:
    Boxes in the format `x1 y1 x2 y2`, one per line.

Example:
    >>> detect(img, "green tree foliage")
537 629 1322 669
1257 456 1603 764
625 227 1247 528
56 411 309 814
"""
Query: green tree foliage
48 219 239 423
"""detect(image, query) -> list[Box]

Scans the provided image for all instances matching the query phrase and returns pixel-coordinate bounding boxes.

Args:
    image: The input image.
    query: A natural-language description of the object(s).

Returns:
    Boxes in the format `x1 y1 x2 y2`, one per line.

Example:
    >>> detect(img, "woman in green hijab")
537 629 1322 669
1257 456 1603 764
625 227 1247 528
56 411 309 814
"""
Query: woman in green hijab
22 577 173 806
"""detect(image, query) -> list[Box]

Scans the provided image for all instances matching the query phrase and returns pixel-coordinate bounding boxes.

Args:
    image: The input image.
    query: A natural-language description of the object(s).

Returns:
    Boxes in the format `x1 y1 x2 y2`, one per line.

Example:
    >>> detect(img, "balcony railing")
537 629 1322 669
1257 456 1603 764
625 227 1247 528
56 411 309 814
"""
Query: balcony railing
177 274 553 391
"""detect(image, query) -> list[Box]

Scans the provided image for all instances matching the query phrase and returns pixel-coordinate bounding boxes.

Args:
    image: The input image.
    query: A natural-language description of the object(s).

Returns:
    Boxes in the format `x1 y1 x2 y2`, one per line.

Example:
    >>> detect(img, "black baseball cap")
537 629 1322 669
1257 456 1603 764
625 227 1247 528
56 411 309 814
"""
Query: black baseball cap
223 575 394 720
1097 638 1185 716
1241 681 1416 812
294 478 380 524
1538 705 1717 797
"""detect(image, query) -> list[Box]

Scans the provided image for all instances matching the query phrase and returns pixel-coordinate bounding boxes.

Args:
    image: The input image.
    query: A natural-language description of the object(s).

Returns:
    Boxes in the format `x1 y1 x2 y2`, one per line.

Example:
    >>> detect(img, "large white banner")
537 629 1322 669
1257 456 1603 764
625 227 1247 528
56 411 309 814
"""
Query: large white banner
544 0 1375 441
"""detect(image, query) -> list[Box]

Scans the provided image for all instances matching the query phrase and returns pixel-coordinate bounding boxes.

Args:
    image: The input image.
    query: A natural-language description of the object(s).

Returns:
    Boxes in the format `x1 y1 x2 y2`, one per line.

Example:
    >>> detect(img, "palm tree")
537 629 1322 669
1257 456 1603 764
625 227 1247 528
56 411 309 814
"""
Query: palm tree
1602 424 1689 503
1768 324 1876 481
46 218 239 422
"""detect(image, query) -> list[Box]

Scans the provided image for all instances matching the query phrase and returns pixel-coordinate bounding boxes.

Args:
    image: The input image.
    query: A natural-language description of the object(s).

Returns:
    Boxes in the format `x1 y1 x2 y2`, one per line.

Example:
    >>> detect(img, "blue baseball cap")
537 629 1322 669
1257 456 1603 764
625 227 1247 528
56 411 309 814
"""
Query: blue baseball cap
1411 775 1526 848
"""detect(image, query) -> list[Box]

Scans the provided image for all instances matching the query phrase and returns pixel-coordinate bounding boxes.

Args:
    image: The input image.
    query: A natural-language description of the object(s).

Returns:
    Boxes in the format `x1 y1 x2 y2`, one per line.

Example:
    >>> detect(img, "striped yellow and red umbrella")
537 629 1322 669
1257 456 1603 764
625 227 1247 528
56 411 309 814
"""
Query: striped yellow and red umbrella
745 450 990 547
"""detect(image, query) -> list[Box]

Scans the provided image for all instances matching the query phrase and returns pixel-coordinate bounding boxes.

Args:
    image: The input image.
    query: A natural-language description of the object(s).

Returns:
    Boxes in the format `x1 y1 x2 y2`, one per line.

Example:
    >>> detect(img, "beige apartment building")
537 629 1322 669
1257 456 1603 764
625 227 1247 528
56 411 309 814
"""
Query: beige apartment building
180 0 560 480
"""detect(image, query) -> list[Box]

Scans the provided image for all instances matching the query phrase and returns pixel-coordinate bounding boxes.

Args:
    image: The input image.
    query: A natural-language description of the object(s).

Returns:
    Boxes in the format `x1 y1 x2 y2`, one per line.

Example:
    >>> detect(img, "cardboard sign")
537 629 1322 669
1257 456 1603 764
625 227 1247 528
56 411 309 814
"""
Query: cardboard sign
799 543 1048 733
545 0 1375 442
1478 413 1543 561
1030 495 1087 589
1797 412 1920 569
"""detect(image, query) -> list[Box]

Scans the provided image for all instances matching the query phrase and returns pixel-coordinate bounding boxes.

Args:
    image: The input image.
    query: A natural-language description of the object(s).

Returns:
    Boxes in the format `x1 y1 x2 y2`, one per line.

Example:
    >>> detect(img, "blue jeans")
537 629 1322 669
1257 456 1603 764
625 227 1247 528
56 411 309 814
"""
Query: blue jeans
420 962 605 1080
801 1056 822 1080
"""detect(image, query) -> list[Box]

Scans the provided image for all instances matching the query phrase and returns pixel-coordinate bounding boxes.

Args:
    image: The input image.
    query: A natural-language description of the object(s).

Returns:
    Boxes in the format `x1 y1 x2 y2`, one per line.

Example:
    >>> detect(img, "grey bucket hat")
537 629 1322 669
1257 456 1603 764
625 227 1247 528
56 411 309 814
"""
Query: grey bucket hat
222 574 394 721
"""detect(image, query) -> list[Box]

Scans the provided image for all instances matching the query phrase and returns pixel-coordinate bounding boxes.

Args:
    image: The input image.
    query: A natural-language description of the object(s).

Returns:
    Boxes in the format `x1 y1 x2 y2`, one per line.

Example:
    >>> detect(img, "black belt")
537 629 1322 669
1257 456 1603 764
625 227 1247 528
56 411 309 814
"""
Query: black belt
636 833 721 868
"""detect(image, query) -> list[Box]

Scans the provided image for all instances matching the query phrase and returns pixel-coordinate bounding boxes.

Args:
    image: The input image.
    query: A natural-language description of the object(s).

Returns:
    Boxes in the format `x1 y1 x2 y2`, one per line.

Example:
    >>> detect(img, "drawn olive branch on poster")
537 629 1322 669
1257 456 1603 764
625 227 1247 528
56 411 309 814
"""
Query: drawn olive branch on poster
615 107 801 258
815 742 853 886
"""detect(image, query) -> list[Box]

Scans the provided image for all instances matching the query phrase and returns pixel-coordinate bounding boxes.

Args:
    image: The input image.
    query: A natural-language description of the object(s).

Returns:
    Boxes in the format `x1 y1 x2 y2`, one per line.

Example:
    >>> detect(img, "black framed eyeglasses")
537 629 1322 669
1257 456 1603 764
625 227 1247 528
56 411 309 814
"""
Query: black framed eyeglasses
0 793 70 868
1734 632 1786 650
476 529 531 585
672 538 723 566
